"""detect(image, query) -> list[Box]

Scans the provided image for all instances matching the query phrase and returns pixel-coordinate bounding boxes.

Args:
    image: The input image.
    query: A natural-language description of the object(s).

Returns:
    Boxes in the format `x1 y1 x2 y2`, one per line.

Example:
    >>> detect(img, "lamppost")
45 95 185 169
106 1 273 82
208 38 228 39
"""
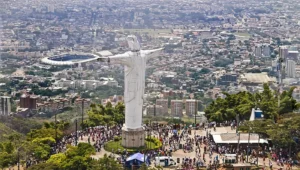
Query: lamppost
75 119 78 146
236 113 239 133
194 111 197 130
257 134 260 165
236 132 240 162
147 127 151 165
144 127 149 166
246 126 252 162
55 102 59 149
17 147 20 170
81 98 85 130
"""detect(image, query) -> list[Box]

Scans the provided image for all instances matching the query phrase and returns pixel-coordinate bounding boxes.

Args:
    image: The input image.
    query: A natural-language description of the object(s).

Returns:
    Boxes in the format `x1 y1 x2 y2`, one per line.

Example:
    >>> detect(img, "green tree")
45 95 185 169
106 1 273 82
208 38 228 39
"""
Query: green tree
90 154 123 170
28 137 56 160
46 153 66 166
28 162 60 170
85 103 125 127
44 143 97 170
279 87 300 114
205 84 299 122
27 128 63 140
239 114 300 149
0 152 16 169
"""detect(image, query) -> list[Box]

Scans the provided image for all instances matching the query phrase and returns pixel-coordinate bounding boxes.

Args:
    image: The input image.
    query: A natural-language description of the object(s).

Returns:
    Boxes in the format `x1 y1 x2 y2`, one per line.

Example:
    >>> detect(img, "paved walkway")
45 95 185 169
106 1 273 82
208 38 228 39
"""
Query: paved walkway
171 127 298 170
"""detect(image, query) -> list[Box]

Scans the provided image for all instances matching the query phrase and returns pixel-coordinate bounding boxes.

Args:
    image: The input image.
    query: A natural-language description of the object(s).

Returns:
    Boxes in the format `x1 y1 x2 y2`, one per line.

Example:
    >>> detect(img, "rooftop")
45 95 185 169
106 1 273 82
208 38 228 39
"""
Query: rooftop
240 73 275 84
212 133 268 144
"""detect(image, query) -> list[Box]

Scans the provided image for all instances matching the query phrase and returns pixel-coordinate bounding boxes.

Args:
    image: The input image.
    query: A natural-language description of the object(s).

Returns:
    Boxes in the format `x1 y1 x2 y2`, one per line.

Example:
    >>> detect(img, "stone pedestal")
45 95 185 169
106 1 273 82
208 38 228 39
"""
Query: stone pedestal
121 126 145 148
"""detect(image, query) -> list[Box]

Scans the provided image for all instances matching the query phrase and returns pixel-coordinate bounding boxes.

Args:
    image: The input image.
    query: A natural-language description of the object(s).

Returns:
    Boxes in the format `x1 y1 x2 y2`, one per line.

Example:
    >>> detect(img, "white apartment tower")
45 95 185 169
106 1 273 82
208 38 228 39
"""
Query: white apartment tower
262 45 270 57
286 60 296 78
254 45 262 58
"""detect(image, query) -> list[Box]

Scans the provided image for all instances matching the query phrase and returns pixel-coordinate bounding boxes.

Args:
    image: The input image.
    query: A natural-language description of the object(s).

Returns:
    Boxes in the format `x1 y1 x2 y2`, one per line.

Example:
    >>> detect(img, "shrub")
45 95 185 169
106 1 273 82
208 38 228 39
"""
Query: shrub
104 136 162 153
114 136 121 141
145 137 162 150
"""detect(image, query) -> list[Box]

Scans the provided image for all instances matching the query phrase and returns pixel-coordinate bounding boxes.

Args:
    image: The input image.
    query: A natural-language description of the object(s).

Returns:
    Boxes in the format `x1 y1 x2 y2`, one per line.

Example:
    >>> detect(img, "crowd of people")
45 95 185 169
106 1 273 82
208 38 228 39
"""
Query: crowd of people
24 120 299 170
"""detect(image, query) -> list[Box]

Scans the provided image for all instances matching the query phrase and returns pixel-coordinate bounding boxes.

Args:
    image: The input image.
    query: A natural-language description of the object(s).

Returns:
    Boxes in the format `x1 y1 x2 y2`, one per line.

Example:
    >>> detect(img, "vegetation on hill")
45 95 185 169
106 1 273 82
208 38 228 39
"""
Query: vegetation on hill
84 102 125 128
204 84 300 158
239 113 300 158
204 84 300 122
28 144 124 170
0 119 67 169
0 103 127 169
81 85 123 99
0 116 43 135
0 123 21 143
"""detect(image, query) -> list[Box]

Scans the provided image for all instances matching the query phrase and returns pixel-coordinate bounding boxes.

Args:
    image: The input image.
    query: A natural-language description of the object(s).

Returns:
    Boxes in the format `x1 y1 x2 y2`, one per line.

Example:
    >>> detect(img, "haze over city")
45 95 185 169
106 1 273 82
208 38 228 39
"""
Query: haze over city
0 0 300 169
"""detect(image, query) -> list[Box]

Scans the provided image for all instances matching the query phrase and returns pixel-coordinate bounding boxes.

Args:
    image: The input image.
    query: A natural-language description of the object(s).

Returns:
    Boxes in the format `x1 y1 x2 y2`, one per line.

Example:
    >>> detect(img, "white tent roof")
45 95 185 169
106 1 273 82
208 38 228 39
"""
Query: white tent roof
212 133 268 144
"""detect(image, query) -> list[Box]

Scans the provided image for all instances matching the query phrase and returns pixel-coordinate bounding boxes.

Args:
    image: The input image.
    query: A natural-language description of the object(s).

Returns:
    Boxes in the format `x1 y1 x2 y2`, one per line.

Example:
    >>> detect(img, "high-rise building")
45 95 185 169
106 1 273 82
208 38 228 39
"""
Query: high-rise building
171 100 183 117
279 46 289 60
147 105 155 116
146 105 163 116
287 51 299 61
286 60 296 78
185 99 198 116
47 4 55 13
262 45 270 57
20 94 40 109
0 96 11 116
156 99 168 115
254 45 262 58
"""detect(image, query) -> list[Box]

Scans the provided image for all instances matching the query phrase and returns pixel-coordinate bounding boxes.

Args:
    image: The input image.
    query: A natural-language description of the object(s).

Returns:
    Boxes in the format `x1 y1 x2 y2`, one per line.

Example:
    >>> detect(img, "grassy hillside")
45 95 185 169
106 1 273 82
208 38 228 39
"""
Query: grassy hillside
0 116 43 135
0 123 20 142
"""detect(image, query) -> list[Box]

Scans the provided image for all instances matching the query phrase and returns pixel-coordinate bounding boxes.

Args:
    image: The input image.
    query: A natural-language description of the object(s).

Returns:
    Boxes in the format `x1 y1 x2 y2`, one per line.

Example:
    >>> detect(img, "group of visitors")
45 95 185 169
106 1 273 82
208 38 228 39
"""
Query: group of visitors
24 120 299 170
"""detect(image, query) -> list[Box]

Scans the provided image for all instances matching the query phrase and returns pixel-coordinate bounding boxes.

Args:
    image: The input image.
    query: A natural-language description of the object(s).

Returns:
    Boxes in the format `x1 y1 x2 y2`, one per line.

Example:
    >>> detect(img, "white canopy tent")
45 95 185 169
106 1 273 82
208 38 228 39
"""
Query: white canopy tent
212 133 268 144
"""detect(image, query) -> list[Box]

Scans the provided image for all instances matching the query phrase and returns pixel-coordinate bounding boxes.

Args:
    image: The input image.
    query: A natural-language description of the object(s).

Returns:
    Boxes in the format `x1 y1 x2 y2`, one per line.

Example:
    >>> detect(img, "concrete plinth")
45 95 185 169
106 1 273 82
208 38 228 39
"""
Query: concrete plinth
121 126 145 148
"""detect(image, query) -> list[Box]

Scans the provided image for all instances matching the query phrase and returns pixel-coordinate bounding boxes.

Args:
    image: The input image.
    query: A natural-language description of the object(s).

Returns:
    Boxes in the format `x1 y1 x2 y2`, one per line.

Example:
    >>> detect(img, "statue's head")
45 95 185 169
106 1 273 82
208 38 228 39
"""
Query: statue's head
127 35 141 51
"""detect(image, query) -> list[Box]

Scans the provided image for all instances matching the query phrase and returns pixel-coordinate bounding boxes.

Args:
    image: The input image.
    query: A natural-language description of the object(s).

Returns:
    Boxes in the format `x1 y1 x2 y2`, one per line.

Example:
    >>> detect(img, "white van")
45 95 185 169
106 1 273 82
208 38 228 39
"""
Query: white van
155 156 177 167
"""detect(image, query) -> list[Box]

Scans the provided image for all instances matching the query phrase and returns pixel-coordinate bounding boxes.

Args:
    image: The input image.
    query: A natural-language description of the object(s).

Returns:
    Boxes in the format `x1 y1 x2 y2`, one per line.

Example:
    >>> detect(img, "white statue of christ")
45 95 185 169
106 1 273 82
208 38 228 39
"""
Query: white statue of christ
98 35 163 130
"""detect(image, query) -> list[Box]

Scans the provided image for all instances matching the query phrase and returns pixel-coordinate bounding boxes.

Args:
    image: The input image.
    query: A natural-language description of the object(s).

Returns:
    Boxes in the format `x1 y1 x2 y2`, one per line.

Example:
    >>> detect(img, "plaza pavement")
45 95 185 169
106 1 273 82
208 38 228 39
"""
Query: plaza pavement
79 126 299 170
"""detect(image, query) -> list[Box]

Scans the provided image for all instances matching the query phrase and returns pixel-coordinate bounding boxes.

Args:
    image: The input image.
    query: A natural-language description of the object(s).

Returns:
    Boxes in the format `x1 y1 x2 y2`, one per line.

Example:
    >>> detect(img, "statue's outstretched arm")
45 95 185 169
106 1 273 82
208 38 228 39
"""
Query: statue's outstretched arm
96 53 130 66
142 48 164 61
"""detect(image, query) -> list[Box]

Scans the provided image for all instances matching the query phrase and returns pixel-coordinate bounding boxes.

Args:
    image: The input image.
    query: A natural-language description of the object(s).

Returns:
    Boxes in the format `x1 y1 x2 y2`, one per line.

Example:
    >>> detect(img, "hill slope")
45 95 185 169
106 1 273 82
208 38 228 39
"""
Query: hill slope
0 123 21 142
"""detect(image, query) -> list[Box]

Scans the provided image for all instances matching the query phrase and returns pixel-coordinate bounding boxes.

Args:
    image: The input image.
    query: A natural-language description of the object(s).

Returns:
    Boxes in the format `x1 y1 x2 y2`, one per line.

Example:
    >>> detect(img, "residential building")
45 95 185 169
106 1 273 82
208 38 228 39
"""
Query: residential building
147 105 155 116
218 74 238 86
240 73 276 86
147 105 163 116
254 45 262 58
279 46 289 60
171 100 183 117
74 98 91 110
102 95 124 106
185 99 198 116
262 44 270 57
20 94 40 110
287 51 299 62
55 78 118 90
156 99 168 115
286 60 296 78
0 96 11 116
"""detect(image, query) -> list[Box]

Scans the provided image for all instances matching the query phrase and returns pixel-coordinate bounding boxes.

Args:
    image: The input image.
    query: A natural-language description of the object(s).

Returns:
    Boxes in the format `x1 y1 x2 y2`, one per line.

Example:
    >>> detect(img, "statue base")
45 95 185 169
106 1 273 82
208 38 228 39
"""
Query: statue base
121 126 145 148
